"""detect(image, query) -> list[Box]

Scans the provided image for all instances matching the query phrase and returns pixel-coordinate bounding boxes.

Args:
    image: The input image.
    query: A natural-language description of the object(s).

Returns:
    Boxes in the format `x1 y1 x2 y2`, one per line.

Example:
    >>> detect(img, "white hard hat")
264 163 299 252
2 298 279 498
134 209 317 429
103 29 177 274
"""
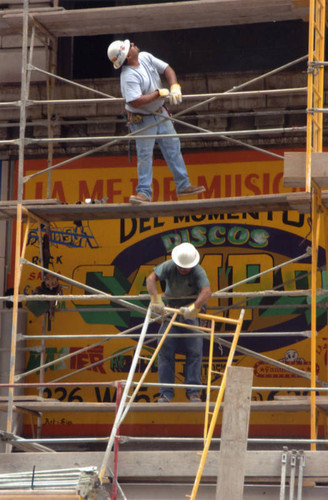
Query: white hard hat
171 242 200 269
107 39 130 69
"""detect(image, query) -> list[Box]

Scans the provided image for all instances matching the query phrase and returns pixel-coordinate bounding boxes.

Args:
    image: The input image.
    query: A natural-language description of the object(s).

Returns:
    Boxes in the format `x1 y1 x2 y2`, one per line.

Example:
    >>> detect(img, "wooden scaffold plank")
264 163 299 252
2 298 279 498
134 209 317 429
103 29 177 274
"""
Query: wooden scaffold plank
0 191 322 223
0 1 310 37
216 367 253 499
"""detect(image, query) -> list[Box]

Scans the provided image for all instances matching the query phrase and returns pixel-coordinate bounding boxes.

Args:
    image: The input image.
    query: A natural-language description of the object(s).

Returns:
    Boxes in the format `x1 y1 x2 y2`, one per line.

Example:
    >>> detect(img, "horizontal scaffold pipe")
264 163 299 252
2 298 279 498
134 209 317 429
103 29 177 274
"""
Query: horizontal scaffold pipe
20 257 147 315
0 109 306 129
51 331 322 386
0 87 307 108
121 436 328 445
213 248 311 295
3 289 325 303
17 331 311 340
138 383 328 391
23 322 318 388
0 139 19 145
21 56 308 182
308 107 328 113
24 126 307 144
217 335 318 383
27 54 307 100
2 381 328 392
153 108 286 160
14 314 164 382
28 63 116 98
5 436 328 445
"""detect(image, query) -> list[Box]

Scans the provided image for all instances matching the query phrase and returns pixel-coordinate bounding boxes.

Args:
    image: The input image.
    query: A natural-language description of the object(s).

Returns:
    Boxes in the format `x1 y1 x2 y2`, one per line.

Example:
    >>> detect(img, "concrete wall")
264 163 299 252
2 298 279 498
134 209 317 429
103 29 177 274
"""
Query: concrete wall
0 1 53 83
0 69 310 159
0 34 47 83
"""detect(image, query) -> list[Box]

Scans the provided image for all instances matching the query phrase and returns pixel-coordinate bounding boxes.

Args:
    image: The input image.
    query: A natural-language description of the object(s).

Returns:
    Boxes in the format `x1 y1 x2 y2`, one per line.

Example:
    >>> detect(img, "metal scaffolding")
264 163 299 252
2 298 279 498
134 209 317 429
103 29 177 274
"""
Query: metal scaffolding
0 0 328 498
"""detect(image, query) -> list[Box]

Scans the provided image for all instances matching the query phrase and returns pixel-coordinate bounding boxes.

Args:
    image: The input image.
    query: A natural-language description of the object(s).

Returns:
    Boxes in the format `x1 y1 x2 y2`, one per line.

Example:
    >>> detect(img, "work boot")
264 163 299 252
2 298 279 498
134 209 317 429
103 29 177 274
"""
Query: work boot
129 193 151 205
157 394 171 403
178 185 205 197
188 394 201 402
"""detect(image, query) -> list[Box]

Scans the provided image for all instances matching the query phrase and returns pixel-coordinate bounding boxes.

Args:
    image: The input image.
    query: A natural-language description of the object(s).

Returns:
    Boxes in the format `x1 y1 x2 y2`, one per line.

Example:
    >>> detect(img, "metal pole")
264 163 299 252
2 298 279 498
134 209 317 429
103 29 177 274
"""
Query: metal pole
204 319 215 440
20 258 147 315
280 447 288 500
111 381 122 500
297 451 305 500
118 310 179 424
212 249 311 295
11 86 306 106
6 287 323 302
310 191 320 450
5 0 29 452
289 449 297 500
29 63 116 98
25 125 307 143
98 306 152 483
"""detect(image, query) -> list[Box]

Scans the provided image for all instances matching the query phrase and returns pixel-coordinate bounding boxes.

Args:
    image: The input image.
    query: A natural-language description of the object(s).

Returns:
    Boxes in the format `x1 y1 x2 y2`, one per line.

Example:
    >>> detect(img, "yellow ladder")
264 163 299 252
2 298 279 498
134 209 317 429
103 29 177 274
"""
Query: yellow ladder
203 311 244 440
98 306 239 487
188 308 245 499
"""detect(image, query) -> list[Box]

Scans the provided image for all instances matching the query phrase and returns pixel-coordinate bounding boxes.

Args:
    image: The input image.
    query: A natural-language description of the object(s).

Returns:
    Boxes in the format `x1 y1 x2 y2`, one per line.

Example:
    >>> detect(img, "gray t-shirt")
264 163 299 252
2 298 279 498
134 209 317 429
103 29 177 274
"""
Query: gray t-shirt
154 259 210 308
120 51 168 114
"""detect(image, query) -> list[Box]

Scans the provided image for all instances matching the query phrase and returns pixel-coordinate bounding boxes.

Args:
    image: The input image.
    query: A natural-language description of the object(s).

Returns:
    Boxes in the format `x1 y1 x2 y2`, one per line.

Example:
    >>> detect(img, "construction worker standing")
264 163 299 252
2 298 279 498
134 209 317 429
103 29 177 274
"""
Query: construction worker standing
107 39 205 205
146 242 212 402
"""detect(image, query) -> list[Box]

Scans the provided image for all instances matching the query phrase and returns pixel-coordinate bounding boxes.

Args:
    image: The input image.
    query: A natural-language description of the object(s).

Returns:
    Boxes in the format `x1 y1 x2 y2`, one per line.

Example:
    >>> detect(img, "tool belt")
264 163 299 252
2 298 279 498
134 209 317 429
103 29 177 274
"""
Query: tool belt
127 111 143 124
127 106 165 124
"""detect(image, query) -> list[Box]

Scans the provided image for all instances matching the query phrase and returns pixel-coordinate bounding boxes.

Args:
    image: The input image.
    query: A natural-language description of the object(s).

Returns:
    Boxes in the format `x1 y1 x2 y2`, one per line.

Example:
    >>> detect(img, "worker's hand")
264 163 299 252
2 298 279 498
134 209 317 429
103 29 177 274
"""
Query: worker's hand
169 83 182 105
180 303 200 320
150 294 165 314
158 88 170 98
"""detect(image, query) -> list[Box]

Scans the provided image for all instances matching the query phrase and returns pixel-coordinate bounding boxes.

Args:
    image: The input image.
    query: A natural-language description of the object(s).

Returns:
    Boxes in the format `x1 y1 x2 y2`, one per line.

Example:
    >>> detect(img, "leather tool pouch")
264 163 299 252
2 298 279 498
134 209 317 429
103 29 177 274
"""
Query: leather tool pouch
127 111 143 124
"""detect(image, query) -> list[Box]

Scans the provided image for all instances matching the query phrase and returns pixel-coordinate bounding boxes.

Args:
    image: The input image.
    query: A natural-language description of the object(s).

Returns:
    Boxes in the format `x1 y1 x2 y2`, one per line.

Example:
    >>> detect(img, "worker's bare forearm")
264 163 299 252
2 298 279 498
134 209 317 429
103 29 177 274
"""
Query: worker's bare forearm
194 286 212 309
146 272 159 295
128 90 161 108
164 65 178 86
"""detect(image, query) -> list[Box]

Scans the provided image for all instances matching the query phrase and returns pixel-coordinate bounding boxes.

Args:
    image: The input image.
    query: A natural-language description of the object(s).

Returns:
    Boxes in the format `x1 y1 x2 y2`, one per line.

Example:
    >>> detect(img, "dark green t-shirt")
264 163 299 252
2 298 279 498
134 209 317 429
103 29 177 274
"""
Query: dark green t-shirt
154 259 210 308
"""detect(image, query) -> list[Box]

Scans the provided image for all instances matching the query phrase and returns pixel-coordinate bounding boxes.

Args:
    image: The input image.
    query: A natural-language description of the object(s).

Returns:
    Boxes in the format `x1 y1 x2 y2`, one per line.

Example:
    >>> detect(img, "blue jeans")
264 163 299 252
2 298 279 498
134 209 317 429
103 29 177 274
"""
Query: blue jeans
158 315 203 400
129 108 190 200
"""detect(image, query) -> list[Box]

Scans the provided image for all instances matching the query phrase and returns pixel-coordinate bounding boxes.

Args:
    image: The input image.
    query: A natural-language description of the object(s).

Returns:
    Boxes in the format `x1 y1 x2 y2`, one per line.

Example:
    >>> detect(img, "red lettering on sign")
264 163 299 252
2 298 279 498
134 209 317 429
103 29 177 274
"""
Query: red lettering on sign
106 179 122 202
52 181 66 203
70 346 106 373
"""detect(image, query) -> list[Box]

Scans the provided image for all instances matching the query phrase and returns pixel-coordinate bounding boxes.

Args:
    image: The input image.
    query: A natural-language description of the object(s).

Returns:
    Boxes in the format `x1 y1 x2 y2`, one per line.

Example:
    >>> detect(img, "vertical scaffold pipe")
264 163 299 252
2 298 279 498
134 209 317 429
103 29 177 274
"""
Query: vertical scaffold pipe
98 306 152 483
6 0 29 450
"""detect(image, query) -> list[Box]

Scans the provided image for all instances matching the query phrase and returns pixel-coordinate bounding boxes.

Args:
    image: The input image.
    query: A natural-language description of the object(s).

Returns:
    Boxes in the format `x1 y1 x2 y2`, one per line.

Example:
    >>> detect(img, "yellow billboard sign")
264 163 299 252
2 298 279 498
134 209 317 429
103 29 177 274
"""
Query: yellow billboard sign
15 150 326 438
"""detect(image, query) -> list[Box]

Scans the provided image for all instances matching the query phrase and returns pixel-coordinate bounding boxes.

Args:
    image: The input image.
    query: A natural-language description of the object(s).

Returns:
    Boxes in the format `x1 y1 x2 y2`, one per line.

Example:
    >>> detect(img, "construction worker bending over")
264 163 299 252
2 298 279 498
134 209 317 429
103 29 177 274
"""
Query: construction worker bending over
107 39 205 205
146 242 212 402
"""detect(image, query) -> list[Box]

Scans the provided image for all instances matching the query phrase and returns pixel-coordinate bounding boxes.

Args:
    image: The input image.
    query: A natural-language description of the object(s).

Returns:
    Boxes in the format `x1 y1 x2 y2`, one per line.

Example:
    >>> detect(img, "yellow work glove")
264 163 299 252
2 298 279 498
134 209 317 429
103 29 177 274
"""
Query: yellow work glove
180 303 200 320
169 83 182 105
150 294 165 313
158 88 169 97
